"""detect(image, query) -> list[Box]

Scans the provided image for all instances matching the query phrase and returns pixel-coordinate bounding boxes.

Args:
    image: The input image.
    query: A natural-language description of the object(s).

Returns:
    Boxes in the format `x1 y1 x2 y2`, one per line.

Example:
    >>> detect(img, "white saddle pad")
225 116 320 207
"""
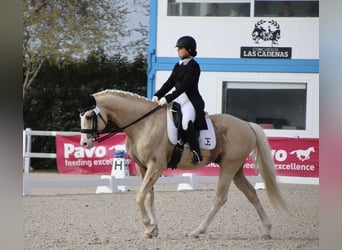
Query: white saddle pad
166 106 216 150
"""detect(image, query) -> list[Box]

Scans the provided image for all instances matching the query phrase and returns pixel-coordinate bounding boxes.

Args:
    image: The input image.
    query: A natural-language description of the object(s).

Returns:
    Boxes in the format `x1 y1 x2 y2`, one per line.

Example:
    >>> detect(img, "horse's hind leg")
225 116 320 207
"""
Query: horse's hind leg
233 167 272 239
189 168 233 238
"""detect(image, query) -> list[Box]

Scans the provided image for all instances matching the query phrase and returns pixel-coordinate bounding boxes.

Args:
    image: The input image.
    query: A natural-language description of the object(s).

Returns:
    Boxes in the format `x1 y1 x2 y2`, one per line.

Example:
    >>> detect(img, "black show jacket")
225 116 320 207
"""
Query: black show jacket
154 59 207 130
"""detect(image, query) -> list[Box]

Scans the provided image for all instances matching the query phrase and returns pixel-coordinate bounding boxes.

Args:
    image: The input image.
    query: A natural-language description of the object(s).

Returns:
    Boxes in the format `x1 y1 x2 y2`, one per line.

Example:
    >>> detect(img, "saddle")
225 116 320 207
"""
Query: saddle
166 102 216 169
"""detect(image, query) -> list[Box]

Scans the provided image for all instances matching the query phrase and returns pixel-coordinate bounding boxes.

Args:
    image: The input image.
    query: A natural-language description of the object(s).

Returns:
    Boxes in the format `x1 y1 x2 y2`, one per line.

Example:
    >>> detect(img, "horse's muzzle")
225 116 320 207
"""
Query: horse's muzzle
80 133 94 148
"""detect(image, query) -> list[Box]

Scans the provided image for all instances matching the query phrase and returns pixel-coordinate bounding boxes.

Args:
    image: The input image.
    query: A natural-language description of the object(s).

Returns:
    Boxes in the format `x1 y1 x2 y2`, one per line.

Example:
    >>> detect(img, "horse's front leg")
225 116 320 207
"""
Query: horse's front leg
136 164 162 238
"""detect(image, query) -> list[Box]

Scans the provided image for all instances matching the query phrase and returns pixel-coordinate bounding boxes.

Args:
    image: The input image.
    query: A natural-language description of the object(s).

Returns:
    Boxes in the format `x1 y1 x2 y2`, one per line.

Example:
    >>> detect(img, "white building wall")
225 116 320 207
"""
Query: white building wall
153 0 319 138
157 2 318 59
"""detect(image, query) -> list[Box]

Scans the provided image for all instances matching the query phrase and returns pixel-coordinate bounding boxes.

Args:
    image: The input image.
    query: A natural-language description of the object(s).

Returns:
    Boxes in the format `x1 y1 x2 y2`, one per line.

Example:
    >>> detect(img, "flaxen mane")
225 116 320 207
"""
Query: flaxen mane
93 89 152 103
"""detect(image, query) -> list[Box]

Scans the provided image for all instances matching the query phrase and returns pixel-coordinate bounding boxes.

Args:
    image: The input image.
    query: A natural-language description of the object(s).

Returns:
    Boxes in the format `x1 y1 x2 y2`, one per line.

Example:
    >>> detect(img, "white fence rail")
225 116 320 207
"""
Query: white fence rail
23 128 80 173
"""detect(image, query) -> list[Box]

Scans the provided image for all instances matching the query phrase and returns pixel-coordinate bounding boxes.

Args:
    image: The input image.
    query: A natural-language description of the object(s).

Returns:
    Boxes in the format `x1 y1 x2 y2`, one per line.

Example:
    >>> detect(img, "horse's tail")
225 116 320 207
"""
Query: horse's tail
249 122 288 211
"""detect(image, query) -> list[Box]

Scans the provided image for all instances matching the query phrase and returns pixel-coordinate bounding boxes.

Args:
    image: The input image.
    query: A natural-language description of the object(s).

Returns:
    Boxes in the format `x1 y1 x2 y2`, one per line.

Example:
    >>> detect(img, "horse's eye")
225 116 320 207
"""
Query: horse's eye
85 115 93 120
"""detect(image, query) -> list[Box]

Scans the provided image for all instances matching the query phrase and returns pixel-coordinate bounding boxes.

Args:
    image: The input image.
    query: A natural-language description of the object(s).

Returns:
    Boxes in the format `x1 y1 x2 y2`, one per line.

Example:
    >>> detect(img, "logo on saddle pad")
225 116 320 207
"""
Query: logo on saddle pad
289 146 315 162
166 107 216 150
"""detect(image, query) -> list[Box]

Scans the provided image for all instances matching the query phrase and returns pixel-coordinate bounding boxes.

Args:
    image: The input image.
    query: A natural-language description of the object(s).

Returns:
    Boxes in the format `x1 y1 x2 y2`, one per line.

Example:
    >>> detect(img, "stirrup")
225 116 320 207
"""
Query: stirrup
191 150 202 164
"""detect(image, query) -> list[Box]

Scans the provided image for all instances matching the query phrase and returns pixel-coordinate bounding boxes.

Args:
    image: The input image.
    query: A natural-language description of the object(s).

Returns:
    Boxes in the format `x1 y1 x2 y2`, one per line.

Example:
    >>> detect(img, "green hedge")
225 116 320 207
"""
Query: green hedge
23 52 147 170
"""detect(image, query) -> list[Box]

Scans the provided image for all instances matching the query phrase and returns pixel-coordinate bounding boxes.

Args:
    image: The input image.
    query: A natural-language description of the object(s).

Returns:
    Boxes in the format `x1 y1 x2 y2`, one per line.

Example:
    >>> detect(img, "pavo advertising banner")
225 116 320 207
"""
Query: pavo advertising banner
55 133 135 175
56 134 318 178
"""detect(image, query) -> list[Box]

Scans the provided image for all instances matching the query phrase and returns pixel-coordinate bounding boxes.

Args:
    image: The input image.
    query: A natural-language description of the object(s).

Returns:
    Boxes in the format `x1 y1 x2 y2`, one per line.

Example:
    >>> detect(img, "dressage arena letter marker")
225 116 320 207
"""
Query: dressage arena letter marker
96 158 130 193
112 158 129 191
111 159 129 178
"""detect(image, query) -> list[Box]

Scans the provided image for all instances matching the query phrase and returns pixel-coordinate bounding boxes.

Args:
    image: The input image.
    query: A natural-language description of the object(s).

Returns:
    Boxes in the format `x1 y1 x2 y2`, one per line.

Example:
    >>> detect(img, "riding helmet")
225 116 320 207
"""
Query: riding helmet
175 36 197 57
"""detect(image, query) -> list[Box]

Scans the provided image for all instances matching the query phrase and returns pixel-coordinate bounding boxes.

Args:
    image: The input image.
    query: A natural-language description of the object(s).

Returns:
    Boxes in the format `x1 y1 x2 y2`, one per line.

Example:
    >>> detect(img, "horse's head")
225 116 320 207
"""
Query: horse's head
79 94 108 148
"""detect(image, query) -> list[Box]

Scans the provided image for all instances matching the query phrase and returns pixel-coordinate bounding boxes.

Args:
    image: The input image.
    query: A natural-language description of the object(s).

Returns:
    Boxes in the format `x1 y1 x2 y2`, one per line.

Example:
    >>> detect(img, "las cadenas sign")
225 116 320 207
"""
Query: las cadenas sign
56 133 319 177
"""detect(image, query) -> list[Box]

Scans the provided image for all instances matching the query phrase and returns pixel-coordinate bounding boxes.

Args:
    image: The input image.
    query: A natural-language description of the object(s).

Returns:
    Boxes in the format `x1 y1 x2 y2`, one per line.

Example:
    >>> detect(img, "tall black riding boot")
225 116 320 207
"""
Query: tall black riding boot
186 121 203 164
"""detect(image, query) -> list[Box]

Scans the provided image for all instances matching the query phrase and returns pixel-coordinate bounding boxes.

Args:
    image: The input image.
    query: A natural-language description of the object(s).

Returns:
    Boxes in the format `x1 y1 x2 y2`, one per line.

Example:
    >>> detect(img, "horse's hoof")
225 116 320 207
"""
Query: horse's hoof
152 230 158 238
144 234 153 239
189 232 200 238
145 235 153 239
151 225 159 237
261 234 272 240
145 225 158 238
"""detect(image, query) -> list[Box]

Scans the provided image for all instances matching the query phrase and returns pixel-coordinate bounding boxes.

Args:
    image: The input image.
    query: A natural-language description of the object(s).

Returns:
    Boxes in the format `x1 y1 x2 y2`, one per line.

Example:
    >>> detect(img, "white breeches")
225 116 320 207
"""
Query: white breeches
175 93 195 130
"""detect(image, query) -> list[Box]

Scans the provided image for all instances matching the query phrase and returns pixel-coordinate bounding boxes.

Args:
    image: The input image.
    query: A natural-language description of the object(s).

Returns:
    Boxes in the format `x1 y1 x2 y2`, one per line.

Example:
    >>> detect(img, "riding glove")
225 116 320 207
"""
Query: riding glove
158 97 167 106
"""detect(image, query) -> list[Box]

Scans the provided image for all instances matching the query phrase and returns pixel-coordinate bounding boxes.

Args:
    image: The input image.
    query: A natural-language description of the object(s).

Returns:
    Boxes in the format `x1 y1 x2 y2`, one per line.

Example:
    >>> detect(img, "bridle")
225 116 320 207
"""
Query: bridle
80 105 108 141
80 104 162 143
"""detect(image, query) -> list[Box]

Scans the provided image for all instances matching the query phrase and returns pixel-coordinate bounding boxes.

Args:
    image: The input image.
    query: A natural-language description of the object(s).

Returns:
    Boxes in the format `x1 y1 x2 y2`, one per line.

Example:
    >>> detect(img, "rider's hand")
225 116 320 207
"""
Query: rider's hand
151 96 159 102
158 97 167 106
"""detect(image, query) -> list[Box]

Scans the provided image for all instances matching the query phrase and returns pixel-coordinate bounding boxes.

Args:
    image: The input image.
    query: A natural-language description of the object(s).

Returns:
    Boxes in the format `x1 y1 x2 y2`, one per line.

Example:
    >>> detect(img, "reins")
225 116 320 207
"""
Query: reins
95 105 162 143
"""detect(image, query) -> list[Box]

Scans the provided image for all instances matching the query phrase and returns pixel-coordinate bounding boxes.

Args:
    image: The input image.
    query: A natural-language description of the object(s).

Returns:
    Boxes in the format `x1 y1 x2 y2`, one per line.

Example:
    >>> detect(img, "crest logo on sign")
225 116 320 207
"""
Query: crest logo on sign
240 19 291 59
252 19 281 46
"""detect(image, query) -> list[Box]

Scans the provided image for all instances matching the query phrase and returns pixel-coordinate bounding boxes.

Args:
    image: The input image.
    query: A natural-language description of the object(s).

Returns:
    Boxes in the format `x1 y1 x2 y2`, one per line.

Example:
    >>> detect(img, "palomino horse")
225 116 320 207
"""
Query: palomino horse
79 89 287 239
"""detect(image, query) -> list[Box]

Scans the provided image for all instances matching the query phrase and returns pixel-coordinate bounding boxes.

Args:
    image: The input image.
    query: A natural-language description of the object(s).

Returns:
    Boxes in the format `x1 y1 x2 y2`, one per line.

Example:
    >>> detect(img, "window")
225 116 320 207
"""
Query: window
255 1 319 17
223 82 307 130
167 0 318 17
167 0 250 17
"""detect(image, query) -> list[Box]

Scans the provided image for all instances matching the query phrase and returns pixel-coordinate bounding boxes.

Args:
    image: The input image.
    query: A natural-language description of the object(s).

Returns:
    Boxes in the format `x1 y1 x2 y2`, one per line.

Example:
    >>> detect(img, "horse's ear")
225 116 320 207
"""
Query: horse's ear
79 93 96 114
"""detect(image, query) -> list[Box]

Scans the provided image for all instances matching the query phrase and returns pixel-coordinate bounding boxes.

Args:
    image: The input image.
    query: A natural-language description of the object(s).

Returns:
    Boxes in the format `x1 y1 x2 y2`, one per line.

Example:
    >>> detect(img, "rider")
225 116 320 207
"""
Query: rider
152 35 207 164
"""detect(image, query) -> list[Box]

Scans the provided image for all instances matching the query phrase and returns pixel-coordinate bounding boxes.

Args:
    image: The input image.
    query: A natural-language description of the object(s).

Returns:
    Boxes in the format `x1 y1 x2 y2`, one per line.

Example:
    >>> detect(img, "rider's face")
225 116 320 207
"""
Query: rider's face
177 47 190 59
